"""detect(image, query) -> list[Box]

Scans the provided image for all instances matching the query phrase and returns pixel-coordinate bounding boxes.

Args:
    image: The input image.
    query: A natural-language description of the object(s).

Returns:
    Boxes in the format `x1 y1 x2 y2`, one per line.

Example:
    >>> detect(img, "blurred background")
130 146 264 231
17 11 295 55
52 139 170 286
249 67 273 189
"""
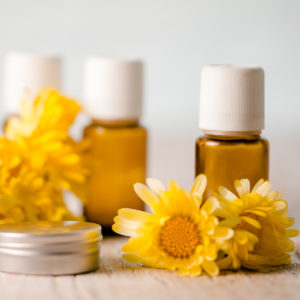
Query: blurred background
0 0 299 221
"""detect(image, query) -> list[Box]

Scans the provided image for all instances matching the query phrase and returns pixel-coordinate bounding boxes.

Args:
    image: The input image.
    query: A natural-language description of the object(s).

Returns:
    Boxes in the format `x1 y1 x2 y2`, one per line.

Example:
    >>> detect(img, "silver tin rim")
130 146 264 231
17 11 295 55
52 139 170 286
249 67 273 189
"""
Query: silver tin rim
0 221 102 275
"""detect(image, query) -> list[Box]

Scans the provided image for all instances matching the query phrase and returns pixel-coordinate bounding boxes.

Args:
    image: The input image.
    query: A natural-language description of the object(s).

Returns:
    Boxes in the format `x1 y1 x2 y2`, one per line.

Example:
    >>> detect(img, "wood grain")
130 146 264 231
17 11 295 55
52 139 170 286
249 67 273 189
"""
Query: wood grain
0 237 300 300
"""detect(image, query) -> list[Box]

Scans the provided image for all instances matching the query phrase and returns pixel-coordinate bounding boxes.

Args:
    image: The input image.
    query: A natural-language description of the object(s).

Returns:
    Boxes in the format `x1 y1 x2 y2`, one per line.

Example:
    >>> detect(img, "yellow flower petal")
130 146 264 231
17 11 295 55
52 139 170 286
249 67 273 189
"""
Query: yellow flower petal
122 253 142 264
190 174 207 207
252 180 271 197
112 223 139 237
202 197 219 215
204 244 218 261
286 217 295 227
146 178 166 196
235 230 250 245
202 260 219 276
134 183 160 209
114 215 143 231
272 200 287 212
122 236 152 253
168 179 181 191
241 216 261 229
234 179 250 197
232 256 241 269
251 178 265 193
285 229 299 238
218 186 238 201
118 208 154 222
243 209 267 217
213 227 234 239
267 190 279 201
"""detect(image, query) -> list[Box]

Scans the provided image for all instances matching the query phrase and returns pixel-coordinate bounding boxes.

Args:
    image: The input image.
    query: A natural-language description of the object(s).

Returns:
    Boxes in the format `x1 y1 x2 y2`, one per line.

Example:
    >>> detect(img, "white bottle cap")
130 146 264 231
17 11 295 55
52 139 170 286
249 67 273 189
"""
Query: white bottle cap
3 52 62 115
199 65 264 134
83 57 143 120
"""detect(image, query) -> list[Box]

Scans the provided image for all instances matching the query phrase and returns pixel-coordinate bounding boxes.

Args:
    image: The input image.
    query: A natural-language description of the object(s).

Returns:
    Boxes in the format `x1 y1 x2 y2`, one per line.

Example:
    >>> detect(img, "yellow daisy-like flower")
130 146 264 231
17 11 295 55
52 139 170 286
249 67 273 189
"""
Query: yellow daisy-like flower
0 89 87 224
5 89 87 199
214 178 298 270
0 138 78 224
113 175 233 276
5 89 81 139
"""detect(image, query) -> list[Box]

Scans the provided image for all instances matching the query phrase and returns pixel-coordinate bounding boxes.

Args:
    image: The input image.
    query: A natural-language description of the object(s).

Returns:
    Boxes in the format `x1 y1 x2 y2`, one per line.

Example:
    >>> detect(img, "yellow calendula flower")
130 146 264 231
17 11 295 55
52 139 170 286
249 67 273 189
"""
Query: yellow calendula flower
5 89 81 139
214 178 298 271
0 138 78 224
0 89 87 224
113 175 233 276
5 89 87 200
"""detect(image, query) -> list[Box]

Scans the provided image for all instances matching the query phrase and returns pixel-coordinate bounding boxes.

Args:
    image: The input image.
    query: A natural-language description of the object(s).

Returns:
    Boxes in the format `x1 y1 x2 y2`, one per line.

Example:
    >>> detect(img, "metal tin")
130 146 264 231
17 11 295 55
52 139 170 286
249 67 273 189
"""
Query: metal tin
0 221 102 275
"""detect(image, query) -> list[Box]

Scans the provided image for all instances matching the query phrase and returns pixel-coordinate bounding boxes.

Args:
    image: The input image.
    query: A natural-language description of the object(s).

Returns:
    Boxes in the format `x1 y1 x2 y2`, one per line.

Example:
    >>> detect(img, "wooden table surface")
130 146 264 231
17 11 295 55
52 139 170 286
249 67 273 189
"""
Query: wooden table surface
1 237 300 300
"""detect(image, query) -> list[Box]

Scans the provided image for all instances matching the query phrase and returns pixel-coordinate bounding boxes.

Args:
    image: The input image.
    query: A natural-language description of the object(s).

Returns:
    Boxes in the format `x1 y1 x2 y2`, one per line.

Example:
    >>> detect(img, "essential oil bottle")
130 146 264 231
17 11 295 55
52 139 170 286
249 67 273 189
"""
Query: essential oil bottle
3 52 61 116
83 57 146 231
195 65 269 198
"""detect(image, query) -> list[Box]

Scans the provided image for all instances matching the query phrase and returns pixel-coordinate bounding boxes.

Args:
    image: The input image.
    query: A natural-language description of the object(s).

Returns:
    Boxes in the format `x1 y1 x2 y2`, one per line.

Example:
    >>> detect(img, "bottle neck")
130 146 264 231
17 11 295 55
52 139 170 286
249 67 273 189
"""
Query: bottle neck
203 130 261 141
91 118 139 128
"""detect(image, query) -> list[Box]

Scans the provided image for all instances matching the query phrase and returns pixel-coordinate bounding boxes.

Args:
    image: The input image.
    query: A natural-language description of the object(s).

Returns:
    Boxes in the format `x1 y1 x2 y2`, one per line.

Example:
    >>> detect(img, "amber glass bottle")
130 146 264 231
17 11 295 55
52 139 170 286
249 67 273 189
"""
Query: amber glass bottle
83 57 146 230
195 65 269 198
84 119 146 226
196 134 269 198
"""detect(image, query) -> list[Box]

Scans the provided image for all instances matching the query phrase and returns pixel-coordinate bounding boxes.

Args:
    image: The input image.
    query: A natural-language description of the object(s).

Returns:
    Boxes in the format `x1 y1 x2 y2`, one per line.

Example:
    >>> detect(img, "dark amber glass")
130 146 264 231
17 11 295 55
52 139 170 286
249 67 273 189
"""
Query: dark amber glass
84 119 147 227
195 134 269 198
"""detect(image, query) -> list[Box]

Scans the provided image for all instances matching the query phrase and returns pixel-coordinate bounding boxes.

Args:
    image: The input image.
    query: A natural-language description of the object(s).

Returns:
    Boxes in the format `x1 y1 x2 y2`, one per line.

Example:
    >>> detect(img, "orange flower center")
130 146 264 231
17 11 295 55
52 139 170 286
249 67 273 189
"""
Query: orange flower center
159 216 200 258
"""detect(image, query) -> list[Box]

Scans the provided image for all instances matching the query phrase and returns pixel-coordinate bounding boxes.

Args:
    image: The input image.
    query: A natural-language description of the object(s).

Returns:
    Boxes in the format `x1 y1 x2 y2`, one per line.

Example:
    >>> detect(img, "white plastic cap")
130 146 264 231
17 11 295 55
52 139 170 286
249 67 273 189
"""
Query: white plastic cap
199 65 265 133
3 52 62 115
83 57 143 120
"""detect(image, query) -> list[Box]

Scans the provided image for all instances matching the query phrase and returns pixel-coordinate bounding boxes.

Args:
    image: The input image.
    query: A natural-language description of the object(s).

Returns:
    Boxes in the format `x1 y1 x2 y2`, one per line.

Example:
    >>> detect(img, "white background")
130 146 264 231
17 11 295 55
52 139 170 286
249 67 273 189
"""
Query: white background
0 0 299 221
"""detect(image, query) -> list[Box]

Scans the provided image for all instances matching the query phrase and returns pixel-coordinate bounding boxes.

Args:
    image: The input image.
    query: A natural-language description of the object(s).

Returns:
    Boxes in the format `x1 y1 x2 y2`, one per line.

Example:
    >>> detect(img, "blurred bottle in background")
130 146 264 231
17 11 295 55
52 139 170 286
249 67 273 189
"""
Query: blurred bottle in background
3 52 61 117
83 57 147 233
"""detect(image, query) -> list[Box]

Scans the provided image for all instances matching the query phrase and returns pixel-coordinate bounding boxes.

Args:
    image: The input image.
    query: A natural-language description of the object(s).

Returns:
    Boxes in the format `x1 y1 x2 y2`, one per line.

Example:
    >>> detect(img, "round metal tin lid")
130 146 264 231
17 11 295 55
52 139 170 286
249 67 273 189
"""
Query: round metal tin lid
0 221 102 275
0 221 102 245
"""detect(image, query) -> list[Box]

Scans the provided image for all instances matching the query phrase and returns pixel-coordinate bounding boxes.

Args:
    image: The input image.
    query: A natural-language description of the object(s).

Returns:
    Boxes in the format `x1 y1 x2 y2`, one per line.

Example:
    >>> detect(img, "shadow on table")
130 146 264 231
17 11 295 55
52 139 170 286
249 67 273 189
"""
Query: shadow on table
95 255 300 277
218 263 300 277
